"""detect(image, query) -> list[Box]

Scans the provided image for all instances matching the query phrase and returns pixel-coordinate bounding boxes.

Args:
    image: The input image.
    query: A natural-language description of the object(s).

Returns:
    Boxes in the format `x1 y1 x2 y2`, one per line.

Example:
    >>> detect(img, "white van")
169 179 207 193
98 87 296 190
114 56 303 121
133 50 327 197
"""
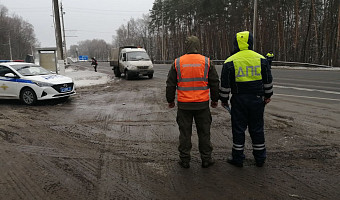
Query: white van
110 46 154 79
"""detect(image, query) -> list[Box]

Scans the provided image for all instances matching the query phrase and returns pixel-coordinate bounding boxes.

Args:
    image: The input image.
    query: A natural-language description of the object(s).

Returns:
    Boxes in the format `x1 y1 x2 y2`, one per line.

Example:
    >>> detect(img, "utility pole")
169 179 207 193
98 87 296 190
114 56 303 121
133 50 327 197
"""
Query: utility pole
52 0 64 60
76 47 79 62
161 0 164 63
8 32 13 60
60 1 67 63
253 0 258 51
127 22 130 41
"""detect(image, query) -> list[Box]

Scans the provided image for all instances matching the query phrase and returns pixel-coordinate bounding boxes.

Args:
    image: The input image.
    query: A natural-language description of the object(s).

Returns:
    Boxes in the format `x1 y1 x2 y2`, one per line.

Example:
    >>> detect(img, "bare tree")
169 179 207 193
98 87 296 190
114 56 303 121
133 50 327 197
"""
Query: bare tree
145 0 339 66
0 4 38 60
334 1 340 66
113 15 151 49
75 39 111 61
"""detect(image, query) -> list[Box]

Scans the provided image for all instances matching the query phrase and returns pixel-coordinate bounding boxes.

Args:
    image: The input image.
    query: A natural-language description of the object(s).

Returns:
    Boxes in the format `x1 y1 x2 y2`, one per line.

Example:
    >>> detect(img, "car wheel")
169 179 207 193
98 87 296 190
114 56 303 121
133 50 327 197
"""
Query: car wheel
114 67 121 77
148 74 153 79
20 88 37 105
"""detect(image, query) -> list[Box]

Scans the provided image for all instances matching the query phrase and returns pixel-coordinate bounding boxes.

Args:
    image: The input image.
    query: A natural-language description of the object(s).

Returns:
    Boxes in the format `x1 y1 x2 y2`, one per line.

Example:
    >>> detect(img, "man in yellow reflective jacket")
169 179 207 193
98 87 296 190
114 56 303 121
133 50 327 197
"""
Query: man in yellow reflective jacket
266 52 274 66
220 31 273 167
166 36 220 168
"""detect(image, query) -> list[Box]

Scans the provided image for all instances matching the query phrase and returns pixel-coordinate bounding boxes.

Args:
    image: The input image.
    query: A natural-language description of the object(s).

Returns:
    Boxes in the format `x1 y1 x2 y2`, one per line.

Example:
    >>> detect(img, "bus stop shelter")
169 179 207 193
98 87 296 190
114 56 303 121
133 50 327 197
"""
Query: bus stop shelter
36 47 58 73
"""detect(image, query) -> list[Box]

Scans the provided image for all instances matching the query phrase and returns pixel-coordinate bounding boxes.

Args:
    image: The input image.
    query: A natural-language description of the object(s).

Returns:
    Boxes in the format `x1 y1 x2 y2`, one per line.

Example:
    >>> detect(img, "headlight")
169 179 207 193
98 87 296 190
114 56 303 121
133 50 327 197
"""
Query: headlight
149 65 154 69
33 81 53 87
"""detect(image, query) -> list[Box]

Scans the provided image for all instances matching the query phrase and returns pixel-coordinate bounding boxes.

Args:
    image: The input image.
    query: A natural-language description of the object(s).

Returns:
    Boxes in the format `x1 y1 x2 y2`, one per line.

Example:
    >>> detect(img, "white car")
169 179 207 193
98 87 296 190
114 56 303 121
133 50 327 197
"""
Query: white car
0 61 76 105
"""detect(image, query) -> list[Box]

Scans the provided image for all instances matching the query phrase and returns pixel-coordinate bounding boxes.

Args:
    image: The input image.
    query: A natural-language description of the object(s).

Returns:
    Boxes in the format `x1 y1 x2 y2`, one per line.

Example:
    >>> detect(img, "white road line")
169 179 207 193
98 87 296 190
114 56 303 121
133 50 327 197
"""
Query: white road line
275 85 340 95
275 78 339 85
275 93 340 102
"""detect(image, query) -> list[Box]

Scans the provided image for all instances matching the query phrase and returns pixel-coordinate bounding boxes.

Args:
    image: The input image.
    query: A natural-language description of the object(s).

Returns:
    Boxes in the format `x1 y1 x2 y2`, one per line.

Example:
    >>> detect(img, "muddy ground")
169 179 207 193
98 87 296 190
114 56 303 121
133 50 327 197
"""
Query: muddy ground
0 64 339 200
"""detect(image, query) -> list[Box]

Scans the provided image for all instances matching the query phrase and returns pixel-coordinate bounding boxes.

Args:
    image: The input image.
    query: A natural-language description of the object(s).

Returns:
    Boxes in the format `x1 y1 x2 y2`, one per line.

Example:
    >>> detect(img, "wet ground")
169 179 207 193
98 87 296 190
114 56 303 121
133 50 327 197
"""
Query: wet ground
0 64 339 200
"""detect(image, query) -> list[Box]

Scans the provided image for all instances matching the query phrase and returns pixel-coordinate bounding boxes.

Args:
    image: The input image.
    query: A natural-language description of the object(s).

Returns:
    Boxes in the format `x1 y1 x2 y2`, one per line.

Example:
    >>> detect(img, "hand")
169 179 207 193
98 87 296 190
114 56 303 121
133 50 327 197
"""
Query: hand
168 102 175 108
211 101 218 108
264 98 271 105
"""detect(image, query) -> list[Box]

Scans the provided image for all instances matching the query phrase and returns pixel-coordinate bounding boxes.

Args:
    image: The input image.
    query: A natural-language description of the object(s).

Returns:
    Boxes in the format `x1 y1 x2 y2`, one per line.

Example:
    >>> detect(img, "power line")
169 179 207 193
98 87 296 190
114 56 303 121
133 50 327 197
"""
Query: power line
67 7 146 13
4 5 147 13
65 29 114 34
65 10 145 16
3 7 50 10
5 6 146 15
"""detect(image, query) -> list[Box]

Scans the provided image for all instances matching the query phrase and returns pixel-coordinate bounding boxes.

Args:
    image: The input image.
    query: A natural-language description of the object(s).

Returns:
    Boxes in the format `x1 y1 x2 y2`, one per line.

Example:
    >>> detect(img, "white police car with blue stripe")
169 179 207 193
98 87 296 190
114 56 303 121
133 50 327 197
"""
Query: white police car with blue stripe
0 62 75 105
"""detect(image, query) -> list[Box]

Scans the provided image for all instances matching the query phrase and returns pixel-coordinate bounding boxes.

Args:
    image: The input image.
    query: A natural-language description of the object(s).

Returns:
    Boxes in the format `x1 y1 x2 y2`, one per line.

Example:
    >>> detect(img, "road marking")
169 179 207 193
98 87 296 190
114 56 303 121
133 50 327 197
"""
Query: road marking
275 77 340 85
275 93 340 102
275 85 340 95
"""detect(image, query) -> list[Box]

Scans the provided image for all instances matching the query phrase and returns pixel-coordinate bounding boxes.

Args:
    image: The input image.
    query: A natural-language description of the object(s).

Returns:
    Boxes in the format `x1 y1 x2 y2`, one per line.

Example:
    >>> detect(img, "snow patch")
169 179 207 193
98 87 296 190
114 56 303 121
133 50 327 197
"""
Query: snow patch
65 66 112 88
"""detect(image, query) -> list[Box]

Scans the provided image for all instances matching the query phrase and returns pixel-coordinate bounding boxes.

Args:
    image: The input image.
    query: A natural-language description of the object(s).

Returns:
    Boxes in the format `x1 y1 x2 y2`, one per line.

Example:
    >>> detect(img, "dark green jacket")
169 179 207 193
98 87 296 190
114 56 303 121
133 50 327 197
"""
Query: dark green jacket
166 54 220 110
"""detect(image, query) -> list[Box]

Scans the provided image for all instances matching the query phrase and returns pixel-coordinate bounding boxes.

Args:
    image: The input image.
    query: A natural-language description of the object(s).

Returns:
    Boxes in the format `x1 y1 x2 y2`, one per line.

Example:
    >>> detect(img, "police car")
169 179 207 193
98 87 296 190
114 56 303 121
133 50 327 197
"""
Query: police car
0 61 75 105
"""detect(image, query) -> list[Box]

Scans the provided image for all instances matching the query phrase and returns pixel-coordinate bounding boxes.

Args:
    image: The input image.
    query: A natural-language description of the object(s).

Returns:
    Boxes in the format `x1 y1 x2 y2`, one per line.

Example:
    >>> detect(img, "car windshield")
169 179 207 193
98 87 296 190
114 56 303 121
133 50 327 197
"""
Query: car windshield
127 51 150 61
11 64 52 76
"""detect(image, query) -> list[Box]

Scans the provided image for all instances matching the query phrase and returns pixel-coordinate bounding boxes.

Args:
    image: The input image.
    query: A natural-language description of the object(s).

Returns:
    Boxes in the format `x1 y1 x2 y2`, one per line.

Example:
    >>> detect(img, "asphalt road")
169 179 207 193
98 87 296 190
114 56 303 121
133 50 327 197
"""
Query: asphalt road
1 62 338 199
271 68 340 104
94 62 340 104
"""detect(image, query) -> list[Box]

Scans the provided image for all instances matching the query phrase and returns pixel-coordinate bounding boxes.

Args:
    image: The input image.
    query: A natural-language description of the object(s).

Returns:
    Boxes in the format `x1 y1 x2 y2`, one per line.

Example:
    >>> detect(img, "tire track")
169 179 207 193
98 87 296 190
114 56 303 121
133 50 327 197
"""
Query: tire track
97 155 151 200
0 150 47 200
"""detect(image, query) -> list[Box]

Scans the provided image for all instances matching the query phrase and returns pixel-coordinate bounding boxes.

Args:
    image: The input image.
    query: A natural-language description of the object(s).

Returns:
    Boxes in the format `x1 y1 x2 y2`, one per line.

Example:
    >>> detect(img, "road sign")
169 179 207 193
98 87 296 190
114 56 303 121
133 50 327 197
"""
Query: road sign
79 55 88 61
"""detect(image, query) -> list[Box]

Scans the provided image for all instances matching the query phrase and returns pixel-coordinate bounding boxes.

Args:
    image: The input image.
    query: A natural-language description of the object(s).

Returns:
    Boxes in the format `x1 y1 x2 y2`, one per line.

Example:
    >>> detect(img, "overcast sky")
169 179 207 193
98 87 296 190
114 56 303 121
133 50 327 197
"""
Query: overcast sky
0 0 155 48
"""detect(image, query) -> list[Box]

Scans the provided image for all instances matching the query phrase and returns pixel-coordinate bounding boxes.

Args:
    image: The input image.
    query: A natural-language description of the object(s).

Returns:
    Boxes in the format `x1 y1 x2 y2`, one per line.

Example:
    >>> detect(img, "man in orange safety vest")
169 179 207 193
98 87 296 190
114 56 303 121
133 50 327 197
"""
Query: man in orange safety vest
166 36 220 168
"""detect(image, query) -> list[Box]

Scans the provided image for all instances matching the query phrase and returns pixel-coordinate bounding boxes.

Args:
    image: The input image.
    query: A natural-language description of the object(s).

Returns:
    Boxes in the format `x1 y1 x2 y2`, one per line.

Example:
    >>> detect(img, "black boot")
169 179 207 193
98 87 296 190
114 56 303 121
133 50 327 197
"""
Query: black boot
178 161 190 168
202 159 215 168
227 157 243 167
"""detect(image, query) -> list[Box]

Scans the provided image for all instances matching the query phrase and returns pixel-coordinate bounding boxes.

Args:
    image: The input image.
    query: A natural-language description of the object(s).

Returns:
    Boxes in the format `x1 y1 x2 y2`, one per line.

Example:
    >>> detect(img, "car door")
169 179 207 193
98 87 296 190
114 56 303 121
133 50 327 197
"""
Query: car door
119 52 127 72
0 65 19 98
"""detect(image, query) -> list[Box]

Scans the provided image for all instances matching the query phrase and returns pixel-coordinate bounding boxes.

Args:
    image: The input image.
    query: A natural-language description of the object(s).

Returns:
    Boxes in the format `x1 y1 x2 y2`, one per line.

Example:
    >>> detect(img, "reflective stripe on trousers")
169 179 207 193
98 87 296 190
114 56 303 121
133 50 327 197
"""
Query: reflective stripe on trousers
230 94 266 162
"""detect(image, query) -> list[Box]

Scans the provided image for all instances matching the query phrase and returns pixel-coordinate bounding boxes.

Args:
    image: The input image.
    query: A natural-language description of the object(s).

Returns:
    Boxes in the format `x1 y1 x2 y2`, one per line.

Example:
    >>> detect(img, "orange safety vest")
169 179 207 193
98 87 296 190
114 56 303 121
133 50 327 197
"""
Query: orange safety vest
174 54 210 102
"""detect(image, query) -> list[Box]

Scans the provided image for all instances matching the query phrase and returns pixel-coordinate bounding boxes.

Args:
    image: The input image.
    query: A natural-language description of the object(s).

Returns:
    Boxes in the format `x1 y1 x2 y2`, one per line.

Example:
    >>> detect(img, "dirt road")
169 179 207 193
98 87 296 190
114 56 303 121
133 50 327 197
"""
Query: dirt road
0 64 339 200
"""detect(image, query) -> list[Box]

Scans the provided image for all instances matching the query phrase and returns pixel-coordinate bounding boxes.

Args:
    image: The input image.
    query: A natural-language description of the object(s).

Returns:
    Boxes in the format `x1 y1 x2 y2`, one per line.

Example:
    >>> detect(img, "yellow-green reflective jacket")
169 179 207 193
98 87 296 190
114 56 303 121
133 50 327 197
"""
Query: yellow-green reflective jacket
266 52 274 58
220 50 273 101
226 50 264 83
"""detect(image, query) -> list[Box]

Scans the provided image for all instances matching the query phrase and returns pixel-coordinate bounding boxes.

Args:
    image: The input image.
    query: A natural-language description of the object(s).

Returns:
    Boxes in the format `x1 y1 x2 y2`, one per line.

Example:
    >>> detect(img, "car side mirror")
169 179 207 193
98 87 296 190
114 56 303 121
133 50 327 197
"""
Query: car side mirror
4 73 17 78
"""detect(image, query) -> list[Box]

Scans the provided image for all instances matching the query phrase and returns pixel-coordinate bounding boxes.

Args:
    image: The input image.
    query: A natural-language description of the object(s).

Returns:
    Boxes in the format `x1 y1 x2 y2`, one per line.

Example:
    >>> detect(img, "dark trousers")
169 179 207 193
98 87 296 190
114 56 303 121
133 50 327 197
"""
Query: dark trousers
176 108 213 162
230 94 266 163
